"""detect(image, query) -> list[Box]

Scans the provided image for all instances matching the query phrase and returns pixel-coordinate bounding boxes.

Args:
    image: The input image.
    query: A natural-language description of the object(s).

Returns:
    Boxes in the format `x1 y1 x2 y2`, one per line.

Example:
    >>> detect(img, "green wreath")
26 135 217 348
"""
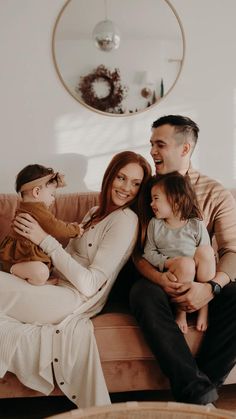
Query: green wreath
76 65 127 113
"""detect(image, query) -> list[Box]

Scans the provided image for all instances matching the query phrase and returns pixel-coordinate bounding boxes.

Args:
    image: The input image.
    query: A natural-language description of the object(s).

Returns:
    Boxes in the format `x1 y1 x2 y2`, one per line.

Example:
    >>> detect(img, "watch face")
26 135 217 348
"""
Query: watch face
214 283 221 295
209 280 221 295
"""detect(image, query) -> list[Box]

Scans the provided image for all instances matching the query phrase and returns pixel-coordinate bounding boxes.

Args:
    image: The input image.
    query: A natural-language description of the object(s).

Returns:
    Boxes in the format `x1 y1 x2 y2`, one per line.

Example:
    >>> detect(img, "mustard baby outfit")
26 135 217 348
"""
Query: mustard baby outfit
0 172 81 272
0 201 81 273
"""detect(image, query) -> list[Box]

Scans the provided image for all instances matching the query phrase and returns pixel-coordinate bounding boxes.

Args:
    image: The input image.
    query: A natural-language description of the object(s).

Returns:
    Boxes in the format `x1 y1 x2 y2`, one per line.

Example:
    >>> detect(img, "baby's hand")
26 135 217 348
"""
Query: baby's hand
72 222 84 237
78 223 84 238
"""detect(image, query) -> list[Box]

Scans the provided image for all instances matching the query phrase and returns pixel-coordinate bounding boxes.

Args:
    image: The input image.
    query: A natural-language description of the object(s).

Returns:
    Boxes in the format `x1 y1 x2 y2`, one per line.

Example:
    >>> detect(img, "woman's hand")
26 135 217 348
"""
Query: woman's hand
13 213 48 245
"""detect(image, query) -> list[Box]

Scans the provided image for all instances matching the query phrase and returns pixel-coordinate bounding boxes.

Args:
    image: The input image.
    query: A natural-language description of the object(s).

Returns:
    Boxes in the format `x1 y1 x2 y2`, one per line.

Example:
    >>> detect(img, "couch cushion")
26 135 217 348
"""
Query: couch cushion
93 312 204 362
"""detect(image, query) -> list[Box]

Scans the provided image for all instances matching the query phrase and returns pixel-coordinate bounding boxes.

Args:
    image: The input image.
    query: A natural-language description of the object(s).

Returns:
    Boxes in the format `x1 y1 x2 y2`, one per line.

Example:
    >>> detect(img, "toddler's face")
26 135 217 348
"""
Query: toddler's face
150 184 173 220
37 183 57 208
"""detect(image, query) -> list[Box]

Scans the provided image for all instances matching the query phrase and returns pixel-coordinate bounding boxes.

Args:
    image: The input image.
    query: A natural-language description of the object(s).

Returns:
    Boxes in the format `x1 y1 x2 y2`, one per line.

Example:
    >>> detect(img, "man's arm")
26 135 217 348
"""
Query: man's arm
213 190 236 281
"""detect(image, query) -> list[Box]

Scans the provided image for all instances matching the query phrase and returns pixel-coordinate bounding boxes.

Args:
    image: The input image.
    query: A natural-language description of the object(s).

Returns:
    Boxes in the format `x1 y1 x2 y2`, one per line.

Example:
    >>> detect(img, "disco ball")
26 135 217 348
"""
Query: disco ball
92 19 120 52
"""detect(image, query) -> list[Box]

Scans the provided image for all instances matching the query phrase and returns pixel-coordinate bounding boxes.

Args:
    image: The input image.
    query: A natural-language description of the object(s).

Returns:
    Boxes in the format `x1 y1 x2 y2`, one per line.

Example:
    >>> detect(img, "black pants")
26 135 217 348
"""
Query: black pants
129 278 236 405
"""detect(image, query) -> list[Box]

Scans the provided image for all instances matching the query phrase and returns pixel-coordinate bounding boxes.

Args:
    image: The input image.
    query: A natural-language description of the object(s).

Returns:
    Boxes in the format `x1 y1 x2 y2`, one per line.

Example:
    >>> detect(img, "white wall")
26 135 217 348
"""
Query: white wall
1 0 236 194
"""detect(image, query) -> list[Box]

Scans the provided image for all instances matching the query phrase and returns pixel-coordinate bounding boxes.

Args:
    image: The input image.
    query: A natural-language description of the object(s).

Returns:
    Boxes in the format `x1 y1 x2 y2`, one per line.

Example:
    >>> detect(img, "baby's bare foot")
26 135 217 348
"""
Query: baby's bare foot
196 320 208 332
46 278 59 285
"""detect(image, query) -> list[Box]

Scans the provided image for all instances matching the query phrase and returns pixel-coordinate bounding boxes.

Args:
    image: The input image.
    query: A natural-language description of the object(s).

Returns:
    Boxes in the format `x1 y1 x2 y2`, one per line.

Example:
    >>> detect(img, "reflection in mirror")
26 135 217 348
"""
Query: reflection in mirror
52 0 185 116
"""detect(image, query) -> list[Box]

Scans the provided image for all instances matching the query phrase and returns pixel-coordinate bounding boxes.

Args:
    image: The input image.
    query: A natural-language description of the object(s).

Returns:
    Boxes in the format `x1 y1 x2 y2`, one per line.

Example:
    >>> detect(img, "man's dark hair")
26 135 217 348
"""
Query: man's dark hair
152 115 199 148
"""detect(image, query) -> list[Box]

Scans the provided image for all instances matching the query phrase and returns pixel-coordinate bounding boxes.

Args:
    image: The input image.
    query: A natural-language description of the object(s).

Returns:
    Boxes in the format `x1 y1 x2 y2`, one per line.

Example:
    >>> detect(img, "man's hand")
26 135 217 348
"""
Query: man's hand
171 281 213 312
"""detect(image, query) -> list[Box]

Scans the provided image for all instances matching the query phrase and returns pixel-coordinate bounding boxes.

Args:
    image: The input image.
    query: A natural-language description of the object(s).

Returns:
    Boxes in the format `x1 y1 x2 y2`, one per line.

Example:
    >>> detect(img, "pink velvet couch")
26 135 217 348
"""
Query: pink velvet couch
0 191 236 399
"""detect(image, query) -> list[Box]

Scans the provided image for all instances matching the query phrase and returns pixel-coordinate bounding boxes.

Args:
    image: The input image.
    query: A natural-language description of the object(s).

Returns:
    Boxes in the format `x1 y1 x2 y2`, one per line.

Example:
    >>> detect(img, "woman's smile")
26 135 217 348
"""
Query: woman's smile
115 190 130 200
111 162 144 208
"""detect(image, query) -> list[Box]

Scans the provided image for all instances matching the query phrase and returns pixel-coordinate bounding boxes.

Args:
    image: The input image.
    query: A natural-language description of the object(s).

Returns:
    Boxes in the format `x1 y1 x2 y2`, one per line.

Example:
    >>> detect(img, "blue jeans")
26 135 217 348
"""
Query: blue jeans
130 278 236 404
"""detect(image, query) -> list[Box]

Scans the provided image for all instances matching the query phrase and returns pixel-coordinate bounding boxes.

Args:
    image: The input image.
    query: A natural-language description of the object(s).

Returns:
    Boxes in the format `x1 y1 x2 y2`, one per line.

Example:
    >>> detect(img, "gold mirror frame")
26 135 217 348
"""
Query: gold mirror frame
52 0 185 116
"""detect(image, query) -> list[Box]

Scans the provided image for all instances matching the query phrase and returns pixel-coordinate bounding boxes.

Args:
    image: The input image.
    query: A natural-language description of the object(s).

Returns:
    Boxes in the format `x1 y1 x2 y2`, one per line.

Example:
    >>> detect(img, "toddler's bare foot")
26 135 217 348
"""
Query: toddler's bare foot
176 311 188 334
176 319 188 334
196 306 208 331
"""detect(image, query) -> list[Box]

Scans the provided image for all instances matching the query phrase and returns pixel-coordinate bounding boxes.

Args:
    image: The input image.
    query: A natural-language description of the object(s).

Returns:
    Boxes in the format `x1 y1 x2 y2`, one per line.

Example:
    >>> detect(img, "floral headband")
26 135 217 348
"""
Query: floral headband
19 172 66 193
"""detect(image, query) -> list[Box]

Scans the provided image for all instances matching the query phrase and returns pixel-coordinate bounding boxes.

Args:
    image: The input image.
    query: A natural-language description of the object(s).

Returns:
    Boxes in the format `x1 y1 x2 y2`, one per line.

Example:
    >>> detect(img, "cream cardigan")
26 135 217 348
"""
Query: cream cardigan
0 207 138 407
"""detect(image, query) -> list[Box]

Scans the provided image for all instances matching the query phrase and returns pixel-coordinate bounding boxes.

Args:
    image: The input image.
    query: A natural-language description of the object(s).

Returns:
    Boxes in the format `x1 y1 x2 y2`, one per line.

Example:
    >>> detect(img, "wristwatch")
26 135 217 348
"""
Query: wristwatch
208 280 222 296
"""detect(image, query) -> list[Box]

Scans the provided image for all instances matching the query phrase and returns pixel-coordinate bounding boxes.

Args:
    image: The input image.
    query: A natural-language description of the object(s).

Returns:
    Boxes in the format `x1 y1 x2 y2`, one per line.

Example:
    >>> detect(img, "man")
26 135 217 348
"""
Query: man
130 115 236 405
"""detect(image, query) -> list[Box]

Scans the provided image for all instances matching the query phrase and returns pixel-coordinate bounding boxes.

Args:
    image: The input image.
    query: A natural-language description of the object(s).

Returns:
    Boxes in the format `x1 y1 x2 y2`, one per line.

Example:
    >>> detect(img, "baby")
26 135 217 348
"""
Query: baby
0 164 83 285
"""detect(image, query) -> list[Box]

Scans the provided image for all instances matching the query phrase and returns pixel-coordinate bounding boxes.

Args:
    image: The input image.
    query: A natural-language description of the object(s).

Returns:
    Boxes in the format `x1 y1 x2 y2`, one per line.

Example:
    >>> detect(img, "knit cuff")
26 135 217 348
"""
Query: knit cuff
40 235 61 255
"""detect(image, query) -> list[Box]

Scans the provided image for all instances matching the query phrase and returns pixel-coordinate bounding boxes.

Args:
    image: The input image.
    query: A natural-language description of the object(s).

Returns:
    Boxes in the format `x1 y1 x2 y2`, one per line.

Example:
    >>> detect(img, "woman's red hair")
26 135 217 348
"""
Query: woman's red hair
85 151 152 247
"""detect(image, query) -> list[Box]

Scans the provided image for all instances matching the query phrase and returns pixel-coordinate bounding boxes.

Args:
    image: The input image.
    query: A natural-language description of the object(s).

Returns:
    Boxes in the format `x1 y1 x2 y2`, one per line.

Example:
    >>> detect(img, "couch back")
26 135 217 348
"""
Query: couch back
3 188 235 306
2 189 236 244
0 192 99 245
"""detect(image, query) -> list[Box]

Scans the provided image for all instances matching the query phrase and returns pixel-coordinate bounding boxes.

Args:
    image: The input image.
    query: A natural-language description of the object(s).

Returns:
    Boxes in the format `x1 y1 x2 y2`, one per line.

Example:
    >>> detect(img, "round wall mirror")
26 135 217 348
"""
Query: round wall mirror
52 0 185 116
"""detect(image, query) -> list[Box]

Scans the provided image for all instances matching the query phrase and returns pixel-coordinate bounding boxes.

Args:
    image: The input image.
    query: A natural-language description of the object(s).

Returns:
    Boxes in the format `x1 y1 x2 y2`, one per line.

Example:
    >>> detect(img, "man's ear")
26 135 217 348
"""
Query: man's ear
181 142 191 156
32 186 41 198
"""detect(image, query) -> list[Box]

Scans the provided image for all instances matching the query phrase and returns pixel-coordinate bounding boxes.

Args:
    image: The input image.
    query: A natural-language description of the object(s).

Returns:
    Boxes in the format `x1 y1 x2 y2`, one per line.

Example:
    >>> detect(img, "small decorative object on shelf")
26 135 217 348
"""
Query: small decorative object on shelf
141 87 152 99
76 65 127 113
151 91 157 104
160 78 164 97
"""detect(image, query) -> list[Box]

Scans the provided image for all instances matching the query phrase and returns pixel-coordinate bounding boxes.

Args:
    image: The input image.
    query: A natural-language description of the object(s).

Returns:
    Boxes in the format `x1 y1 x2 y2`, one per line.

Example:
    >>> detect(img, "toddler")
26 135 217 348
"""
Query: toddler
0 164 83 285
143 171 216 333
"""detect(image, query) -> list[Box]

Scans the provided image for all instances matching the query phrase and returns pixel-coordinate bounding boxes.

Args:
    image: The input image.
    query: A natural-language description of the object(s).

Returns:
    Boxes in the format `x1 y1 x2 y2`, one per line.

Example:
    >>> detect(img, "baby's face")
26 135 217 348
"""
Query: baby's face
38 183 57 208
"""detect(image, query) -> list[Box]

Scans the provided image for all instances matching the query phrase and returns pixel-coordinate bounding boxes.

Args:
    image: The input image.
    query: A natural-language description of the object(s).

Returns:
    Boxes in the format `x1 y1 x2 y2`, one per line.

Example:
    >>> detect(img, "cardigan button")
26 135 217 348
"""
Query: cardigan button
88 243 92 247
60 382 64 385
56 329 60 334
72 395 76 399
54 358 59 362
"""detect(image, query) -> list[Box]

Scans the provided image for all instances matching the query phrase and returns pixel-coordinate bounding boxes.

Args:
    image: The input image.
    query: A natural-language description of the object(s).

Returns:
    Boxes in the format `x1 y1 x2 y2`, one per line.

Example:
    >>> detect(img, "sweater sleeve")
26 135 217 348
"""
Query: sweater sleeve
143 219 168 271
213 190 236 280
24 204 82 240
40 209 138 297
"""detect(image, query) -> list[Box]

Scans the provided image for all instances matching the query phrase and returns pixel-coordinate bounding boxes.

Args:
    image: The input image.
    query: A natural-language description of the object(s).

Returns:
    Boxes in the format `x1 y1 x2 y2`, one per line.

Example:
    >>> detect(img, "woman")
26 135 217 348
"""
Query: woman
0 151 151 408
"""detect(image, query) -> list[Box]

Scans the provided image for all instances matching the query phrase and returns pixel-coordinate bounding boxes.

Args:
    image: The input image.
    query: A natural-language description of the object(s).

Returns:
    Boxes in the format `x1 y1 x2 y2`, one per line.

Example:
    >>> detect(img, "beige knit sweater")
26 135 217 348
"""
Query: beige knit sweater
188 166 236 280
